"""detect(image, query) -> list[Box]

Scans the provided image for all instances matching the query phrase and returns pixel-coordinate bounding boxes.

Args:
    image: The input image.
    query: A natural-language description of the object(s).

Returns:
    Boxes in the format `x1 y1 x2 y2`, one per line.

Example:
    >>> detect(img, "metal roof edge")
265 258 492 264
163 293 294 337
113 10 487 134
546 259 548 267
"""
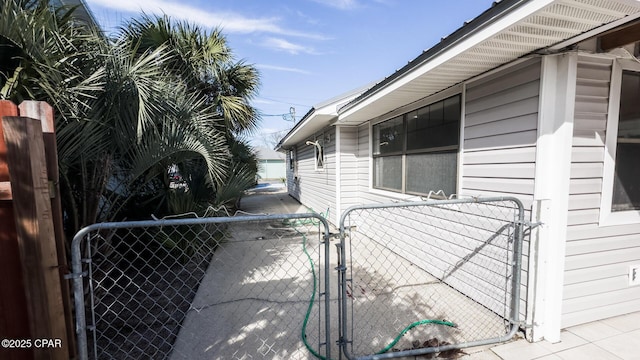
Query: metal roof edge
337 0 533 115
275 82 375 151
275 107 316 151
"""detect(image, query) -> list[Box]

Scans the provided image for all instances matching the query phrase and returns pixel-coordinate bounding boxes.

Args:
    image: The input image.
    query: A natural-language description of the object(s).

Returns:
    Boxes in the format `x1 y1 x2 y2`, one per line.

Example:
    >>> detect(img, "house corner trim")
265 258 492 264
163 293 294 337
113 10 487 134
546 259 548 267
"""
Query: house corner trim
530 52 577 343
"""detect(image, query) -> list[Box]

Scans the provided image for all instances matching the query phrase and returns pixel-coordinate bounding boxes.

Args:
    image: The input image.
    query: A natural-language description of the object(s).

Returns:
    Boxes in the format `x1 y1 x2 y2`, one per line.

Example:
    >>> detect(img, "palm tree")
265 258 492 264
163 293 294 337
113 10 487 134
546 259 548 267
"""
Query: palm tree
116 15 262 218
120 15 261 134
0 0 260 238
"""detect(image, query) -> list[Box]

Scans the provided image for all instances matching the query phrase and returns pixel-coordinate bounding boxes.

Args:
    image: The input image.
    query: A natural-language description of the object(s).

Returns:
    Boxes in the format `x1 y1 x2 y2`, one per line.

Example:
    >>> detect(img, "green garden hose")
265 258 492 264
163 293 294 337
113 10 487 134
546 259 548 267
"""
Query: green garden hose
294 222 456 360
374 319 456 355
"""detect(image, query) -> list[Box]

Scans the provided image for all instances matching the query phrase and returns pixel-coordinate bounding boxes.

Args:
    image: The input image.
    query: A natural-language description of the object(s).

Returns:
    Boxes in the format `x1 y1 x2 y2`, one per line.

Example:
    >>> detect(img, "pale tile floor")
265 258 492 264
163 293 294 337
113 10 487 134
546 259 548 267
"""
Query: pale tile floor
487 311 640 360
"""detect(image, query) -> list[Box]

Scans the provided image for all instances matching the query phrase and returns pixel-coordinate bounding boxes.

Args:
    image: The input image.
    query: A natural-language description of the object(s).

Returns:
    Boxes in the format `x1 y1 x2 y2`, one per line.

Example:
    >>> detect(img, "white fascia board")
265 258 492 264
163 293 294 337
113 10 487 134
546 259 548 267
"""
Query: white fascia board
279 90 365 149
338 0 556 122
278 109 317 149
279 113 335 148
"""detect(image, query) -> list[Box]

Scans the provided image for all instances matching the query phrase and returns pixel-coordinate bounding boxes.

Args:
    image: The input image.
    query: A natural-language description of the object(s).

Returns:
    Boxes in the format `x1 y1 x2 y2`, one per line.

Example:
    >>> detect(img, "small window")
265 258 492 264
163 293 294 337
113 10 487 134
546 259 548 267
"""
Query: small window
289 149 295 170
314 138 324 170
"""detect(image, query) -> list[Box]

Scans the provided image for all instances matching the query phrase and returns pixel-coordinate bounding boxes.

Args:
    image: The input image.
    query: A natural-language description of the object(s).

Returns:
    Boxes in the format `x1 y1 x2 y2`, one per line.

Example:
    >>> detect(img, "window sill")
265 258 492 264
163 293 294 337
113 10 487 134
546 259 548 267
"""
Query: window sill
369 188 425 202
598 209 640 227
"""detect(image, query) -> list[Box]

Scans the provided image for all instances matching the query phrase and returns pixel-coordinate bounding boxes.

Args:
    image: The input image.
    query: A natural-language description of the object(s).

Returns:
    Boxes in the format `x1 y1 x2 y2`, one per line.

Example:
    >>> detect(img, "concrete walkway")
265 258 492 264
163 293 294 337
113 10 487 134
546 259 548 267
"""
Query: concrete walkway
239 182 306 215
172 183 335 360
172 183 640 360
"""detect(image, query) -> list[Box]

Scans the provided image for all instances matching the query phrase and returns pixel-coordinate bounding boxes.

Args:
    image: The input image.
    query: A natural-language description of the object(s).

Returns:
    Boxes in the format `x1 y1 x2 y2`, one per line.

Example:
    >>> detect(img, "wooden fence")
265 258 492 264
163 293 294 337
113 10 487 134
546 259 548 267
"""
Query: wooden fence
0 100 73 360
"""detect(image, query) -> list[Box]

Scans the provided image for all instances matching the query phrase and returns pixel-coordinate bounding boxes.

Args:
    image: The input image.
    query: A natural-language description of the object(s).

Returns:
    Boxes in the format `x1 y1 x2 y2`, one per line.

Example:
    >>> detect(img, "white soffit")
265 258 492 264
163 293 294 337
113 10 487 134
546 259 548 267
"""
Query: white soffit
279 113 335 148
338 0 640 124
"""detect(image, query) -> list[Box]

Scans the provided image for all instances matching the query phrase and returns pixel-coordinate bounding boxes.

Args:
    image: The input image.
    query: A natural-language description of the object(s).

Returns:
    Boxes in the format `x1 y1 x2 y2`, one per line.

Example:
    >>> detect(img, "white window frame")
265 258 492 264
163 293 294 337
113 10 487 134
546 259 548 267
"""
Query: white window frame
289 149 296 171
370 94 461 197
599 58 640 226
314 136 325 171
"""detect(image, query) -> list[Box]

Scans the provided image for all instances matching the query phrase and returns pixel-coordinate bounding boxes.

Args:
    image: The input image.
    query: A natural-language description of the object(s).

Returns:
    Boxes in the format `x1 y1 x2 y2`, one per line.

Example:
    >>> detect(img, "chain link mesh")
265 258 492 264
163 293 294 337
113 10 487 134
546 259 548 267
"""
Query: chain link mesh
340 199 523 359
72 199 524 360
74 215 331 360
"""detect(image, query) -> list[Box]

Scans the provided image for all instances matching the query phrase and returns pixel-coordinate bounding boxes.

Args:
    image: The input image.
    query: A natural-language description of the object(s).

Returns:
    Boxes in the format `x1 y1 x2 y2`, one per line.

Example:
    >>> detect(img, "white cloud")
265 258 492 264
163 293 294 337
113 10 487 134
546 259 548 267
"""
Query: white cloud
256 64 311 74
262 37 319 55
87 0 326 39
310 0 360 10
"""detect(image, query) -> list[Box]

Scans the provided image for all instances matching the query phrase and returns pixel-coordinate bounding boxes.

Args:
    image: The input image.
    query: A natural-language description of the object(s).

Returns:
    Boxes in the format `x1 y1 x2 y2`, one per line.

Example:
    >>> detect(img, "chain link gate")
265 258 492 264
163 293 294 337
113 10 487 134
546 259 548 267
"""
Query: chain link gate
337 197 525 360
70 213 333 360
70 197 525 359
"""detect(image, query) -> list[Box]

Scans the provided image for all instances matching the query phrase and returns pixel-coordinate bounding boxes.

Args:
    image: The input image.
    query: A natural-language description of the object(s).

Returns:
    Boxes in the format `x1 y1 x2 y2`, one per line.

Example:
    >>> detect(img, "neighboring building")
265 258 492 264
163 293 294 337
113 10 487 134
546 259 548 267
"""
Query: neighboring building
277 0 640 345
255 147 286 181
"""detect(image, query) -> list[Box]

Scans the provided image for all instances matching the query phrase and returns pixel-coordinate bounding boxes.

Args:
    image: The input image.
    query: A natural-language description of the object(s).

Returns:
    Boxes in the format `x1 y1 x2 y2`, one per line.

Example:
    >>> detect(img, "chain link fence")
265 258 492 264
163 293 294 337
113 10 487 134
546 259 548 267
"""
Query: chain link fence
338 197 525 360
70 214 332 360
70 197 525 359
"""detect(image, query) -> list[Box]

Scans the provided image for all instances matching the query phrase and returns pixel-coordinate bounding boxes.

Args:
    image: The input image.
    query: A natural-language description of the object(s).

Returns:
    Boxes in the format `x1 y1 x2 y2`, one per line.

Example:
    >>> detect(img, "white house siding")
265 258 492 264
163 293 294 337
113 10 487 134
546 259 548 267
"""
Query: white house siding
462 59 541 210
461 58 542 321
289 128 338 225
337 126 360 220
562 55 640 328
345 65 540 318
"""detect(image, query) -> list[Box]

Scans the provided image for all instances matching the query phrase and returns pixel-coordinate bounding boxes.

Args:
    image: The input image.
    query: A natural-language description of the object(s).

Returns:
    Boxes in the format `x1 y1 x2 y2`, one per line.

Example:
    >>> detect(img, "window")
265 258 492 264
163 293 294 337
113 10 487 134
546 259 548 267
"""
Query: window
314 138 324 170
612 71 640 211
372 95 461 196
289 149 295 170
601 60 640 225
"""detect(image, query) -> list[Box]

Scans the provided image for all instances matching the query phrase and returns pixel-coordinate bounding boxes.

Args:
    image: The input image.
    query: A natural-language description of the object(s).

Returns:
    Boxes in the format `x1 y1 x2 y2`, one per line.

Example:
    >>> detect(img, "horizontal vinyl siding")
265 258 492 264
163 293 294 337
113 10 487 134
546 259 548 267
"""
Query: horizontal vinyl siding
339 126 359 213
562 55 640 328
462 58 540 205
348 66 534 320
348 200 522 318
462 58 541 322
292 127 337 225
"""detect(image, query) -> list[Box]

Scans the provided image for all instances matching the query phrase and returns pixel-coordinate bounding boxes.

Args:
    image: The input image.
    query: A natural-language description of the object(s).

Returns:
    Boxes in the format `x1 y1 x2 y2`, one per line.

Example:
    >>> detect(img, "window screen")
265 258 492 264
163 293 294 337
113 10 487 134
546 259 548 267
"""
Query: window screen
372 94 460 195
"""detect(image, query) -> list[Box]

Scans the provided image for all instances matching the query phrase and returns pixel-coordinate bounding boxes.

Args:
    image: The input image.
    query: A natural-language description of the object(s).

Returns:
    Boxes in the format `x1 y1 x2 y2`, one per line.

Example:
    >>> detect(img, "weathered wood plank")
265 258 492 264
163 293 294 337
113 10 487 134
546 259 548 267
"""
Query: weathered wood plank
18 101 73 357
3 116 68 360
0 100 32 360
0 181 11 200
599 21 640 51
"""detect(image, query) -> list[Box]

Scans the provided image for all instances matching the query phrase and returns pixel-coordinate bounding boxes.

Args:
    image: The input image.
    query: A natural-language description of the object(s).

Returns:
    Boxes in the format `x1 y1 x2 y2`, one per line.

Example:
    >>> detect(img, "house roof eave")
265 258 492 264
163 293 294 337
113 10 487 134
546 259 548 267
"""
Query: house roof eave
336 0 640 124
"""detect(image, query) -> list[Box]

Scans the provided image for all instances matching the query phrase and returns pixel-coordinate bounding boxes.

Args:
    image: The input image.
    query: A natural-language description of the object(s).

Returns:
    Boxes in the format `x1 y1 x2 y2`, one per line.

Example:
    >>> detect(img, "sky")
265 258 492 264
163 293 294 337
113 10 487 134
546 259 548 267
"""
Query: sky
84 0 496 147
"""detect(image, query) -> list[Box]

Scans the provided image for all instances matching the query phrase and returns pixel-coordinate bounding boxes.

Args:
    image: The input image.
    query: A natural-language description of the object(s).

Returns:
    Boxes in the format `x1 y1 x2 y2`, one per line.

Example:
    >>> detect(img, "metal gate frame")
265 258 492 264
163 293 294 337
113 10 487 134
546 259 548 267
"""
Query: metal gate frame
70 197 526 359
337 196 526 360
70 213 332 360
